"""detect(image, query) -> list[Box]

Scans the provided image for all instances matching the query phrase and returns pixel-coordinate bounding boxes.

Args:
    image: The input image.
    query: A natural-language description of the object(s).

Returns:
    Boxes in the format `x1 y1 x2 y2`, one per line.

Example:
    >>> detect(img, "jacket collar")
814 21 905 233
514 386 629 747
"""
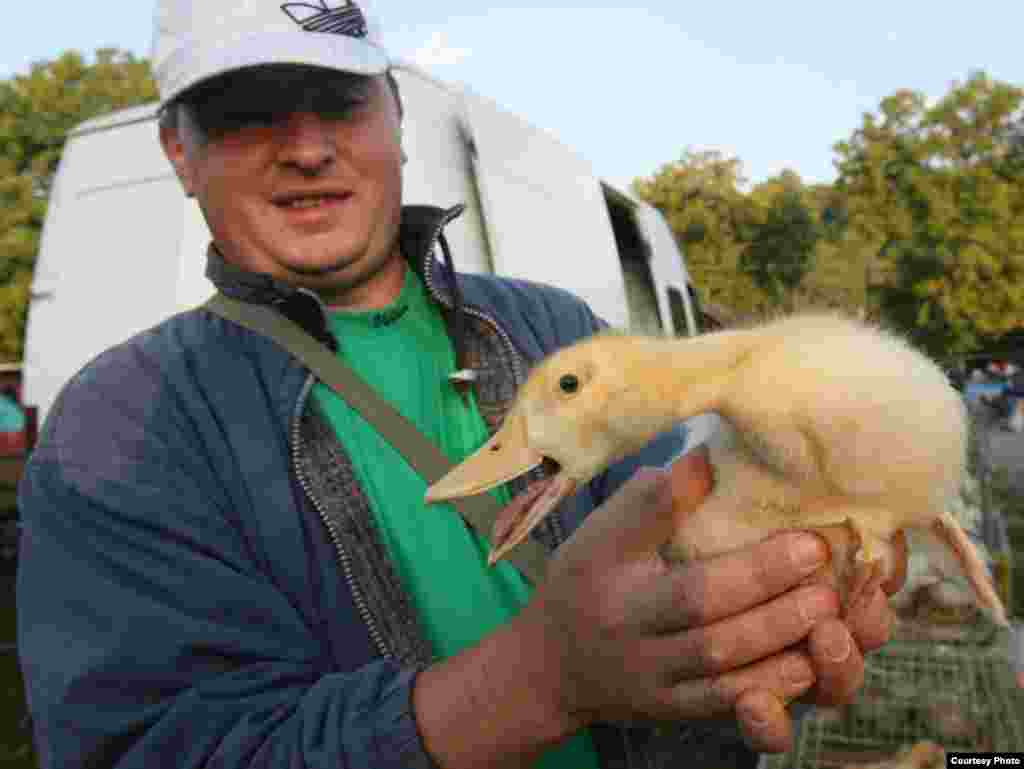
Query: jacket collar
204 204 466 344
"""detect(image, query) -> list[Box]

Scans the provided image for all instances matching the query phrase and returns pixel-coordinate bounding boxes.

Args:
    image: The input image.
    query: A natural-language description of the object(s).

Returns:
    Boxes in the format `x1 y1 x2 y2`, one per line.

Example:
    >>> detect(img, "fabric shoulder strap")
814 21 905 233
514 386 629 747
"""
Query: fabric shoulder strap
203 292 547 584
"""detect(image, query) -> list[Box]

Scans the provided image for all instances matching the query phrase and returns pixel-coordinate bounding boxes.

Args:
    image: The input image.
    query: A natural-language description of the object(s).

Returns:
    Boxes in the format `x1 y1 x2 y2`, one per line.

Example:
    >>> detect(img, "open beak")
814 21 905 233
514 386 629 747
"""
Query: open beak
424 413 577 565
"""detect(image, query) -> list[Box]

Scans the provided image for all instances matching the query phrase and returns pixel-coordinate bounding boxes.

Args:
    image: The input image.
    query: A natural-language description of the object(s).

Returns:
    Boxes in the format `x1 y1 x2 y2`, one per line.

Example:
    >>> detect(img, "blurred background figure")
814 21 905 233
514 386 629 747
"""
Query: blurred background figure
1006 368 1024 433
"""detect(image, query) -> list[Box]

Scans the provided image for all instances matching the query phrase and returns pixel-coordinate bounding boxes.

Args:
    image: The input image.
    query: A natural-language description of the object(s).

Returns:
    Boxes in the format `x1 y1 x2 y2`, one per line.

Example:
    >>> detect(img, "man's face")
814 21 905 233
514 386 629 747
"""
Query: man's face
160 66 404 308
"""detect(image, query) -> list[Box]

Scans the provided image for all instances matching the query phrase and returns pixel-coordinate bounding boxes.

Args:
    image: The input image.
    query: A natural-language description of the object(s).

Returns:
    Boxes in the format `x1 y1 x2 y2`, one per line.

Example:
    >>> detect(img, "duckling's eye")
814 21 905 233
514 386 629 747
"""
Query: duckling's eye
559 374 580 394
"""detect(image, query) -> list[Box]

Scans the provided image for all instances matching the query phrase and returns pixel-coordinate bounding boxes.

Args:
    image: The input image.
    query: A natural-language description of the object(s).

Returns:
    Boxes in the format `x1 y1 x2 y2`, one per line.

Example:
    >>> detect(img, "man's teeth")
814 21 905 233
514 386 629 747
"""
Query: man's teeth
287 196 333 209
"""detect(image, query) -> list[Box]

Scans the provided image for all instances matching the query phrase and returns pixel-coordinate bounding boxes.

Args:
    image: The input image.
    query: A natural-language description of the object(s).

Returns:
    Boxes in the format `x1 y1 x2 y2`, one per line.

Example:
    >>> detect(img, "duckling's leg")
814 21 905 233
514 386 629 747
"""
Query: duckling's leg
930 510 1009 626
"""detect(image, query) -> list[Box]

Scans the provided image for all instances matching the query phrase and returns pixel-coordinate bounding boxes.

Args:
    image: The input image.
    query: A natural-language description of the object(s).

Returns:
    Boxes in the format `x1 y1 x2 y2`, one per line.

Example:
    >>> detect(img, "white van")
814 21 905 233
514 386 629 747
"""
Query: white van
23 63 708 437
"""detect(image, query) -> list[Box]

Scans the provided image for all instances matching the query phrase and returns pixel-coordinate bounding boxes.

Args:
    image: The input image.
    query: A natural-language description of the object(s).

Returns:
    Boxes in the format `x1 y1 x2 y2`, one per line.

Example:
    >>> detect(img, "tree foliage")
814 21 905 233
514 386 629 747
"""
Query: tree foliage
0 49 157 361
635 72 1024 357
833 72 1024 357
631 149 770 316
1 52 1020 366
632 156 831 318
740 179 819 311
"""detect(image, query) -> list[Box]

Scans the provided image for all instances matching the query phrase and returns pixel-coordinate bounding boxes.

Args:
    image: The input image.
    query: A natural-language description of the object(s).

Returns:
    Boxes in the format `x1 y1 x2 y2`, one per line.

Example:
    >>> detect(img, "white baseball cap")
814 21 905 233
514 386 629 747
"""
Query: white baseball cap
152 0 391 107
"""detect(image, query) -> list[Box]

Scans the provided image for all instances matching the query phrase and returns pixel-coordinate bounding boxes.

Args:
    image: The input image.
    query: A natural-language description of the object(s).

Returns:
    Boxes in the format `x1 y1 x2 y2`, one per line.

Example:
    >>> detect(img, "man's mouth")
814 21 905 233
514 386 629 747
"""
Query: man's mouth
273 191 352 210
285 195 337 209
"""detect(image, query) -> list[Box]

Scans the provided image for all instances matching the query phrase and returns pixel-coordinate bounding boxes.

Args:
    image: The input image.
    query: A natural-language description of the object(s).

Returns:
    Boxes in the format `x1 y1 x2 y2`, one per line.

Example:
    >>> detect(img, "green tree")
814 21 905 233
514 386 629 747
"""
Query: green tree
833 72 1024 357
795 183 874 316
741 175 819 312
0 49 157 360
741 174 872 317
632 149 772 316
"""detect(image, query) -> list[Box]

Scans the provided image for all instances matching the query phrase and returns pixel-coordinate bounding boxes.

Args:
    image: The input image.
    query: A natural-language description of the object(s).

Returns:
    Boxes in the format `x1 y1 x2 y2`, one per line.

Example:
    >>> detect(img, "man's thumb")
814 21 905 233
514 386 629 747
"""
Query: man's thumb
669 449 714 522
573 466 677 562
619 451 715 557
566 450 714 564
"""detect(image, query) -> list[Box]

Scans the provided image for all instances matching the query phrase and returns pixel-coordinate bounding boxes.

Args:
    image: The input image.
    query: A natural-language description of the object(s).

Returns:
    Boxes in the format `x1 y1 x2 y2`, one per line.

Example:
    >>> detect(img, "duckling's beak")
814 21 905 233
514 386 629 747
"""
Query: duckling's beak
424 413 577 565
425 413 542 500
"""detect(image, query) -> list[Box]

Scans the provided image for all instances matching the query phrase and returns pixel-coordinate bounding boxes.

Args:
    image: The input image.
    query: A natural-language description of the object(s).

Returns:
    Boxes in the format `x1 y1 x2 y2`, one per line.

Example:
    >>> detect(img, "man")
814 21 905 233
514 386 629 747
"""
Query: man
16 1 896 767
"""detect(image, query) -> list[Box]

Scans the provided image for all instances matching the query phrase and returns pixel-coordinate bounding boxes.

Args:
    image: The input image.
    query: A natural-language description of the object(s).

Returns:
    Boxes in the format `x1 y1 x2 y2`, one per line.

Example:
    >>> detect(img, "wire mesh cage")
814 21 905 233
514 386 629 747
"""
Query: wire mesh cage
763 638 1024 768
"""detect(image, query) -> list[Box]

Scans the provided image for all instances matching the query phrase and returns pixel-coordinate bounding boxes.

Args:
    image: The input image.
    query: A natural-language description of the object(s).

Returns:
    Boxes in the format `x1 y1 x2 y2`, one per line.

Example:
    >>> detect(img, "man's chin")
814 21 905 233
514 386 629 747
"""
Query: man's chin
272 237 374 278
279 247 404 308
284 256 358 278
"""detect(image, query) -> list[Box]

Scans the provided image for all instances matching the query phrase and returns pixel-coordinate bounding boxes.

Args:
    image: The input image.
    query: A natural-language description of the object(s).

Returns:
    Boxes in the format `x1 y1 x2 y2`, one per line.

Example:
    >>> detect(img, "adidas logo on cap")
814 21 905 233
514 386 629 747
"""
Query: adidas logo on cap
280 1 368 38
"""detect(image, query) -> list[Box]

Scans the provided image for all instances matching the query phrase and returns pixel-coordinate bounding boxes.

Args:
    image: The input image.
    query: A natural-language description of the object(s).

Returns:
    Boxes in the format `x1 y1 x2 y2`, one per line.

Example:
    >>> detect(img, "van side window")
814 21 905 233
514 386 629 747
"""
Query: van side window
667 286 695 336
686 285 704 334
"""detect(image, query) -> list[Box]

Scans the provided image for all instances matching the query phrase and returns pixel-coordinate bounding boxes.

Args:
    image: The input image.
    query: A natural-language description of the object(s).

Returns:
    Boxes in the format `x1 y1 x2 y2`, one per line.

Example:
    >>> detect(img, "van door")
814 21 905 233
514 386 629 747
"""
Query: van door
22 114 186 422
633 203 699 337
392 66 493 275
457 87 630 327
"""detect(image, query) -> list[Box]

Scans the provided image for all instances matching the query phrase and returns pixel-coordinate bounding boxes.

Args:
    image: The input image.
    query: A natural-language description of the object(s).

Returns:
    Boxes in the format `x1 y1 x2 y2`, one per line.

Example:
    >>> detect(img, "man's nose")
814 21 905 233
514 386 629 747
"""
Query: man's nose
277 112 336 172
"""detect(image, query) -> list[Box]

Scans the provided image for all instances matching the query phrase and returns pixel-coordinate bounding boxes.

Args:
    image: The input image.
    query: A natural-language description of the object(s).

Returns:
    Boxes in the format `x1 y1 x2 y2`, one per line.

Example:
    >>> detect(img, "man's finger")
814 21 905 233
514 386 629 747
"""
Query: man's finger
843 586 893 653
655 649 816 722
803 618 865 707
735 689 794 754
642 584 839 680
626 531 830 632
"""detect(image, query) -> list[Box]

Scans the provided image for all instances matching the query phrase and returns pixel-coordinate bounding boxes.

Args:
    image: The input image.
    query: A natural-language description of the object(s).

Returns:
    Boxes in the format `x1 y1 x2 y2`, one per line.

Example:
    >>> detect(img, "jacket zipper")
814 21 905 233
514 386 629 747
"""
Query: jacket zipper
420 227 567 547
288 292 393 661
287 215 564 664
420 209 527 388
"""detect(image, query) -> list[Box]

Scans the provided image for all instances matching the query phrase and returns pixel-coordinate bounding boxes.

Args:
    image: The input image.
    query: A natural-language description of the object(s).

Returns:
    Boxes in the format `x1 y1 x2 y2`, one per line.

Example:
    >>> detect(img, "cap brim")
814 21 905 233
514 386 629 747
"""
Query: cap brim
158 29 390 107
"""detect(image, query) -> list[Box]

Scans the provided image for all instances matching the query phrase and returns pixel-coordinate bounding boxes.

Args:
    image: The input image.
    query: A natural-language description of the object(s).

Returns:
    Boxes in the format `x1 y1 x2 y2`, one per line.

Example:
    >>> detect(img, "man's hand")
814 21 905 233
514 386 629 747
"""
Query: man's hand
521 456 895 754
413 455 896 767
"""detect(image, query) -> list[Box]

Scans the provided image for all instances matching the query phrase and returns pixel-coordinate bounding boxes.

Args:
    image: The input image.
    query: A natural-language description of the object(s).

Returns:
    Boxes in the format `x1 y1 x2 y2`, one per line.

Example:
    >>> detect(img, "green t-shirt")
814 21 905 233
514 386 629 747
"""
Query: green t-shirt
313 265 599 769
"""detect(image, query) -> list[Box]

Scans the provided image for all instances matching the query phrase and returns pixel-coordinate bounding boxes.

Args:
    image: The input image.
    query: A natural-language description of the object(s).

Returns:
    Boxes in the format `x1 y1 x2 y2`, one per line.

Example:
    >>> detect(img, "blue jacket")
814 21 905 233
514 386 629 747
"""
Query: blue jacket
17 205 756 768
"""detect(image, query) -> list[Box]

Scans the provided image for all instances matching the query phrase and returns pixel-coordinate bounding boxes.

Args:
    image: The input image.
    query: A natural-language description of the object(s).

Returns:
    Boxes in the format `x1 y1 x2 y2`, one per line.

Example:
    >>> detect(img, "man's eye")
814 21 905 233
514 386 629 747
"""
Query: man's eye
196 111 278 137
317 100 365 120
223 111 277 127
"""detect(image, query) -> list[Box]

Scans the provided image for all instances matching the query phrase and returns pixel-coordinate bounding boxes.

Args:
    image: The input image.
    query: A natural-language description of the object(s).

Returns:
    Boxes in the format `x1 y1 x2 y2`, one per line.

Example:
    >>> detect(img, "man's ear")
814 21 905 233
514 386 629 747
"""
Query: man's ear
159 123 197 198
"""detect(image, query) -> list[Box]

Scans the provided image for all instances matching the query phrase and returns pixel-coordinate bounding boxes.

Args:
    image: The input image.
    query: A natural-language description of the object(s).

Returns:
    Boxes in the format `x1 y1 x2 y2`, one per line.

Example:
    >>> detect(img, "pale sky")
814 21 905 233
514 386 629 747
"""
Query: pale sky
2 1 1021 192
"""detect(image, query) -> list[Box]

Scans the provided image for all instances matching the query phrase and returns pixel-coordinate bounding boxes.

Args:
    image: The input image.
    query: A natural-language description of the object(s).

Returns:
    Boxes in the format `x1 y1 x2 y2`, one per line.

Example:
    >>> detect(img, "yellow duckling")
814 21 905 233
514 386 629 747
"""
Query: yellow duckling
425 313 1008 627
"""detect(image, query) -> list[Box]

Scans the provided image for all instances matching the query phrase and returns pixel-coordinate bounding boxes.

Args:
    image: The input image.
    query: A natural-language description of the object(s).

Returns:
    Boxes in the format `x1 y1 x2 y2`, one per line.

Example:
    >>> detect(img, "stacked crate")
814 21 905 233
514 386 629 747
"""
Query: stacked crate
763 636 1023 768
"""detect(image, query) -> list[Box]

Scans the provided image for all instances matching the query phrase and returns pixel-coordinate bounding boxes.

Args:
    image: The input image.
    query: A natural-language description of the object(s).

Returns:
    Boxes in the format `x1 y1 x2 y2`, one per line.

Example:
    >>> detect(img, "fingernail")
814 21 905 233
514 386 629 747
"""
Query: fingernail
820 627 851 663
799 591 835 626
737 699 769 728
790 534 826 575
783 657 813 690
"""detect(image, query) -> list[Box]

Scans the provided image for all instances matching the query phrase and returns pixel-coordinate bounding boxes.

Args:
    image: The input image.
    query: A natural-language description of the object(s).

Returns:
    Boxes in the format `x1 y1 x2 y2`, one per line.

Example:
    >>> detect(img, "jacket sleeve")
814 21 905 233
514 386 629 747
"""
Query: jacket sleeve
16 361 436 769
